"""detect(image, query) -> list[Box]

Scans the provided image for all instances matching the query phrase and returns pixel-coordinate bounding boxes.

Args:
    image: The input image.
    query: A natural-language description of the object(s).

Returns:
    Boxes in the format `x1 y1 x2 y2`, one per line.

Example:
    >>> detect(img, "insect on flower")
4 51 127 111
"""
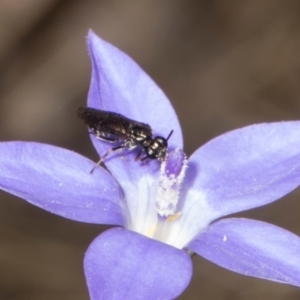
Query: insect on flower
77 106 173 171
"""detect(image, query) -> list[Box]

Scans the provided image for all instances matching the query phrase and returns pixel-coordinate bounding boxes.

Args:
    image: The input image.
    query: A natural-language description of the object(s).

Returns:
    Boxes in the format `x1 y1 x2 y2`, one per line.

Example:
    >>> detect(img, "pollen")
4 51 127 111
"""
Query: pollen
145 222 157 238
166 211 182 222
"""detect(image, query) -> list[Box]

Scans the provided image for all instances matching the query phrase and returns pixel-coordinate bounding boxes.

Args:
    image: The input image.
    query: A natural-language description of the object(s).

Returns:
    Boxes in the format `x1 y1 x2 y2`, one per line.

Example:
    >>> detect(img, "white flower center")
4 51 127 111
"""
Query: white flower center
125 149 216 249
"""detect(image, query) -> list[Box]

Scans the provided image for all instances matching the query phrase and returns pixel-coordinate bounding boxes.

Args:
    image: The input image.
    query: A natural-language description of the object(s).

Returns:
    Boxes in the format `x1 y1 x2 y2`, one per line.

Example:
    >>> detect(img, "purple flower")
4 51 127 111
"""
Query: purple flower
1 30 300 299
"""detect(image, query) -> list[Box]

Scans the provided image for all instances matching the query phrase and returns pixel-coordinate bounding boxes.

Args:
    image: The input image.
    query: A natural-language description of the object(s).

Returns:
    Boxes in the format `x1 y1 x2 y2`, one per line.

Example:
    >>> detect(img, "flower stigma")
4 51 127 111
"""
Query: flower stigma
155 148 188 217
144 148 188 246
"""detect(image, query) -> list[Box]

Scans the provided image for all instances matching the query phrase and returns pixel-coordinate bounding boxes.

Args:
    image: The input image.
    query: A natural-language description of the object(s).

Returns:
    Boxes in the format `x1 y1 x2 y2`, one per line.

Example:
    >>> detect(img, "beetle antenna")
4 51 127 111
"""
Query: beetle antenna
166 130 174 141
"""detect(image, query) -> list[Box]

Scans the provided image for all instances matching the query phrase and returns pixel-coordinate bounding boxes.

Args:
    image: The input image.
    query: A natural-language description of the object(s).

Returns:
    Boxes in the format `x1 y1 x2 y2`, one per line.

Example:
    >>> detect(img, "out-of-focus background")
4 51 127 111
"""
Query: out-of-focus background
1 1 300 299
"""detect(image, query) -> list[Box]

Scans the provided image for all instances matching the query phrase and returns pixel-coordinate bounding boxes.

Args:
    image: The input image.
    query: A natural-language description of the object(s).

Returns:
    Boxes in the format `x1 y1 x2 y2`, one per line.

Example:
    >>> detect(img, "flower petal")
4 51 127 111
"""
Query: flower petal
189 218 300 287
183 122 300 219
0 142 125 225
86 30 182 186
84 227 192 300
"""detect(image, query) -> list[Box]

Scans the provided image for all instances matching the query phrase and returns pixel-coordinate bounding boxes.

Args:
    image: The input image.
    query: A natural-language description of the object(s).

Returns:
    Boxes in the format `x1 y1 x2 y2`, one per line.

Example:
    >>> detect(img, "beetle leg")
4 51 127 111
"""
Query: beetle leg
140 155 149 161
134 149 143 161
90 144 125 173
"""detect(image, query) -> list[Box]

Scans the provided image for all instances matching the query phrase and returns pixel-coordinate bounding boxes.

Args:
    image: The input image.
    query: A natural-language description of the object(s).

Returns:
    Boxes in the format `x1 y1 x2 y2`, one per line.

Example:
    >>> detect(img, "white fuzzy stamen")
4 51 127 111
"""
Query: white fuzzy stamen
155 151 188 217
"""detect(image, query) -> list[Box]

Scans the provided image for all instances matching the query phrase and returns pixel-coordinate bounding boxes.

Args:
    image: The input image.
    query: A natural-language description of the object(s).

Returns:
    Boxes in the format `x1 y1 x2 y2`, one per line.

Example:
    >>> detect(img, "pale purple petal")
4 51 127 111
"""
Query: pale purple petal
0 142 125 225
189 218 300 287
86 30 182 186
183 122 300 220
84 227 192 300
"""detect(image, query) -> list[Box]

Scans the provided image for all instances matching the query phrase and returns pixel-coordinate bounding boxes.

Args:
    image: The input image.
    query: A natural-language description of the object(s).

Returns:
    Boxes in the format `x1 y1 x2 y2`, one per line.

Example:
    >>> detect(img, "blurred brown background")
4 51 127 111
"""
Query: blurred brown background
1 1 300 299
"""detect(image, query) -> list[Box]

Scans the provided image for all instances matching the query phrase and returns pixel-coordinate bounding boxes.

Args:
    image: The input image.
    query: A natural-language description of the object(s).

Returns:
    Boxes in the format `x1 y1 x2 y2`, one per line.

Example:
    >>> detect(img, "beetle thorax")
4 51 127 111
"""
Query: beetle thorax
130 126 152 144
